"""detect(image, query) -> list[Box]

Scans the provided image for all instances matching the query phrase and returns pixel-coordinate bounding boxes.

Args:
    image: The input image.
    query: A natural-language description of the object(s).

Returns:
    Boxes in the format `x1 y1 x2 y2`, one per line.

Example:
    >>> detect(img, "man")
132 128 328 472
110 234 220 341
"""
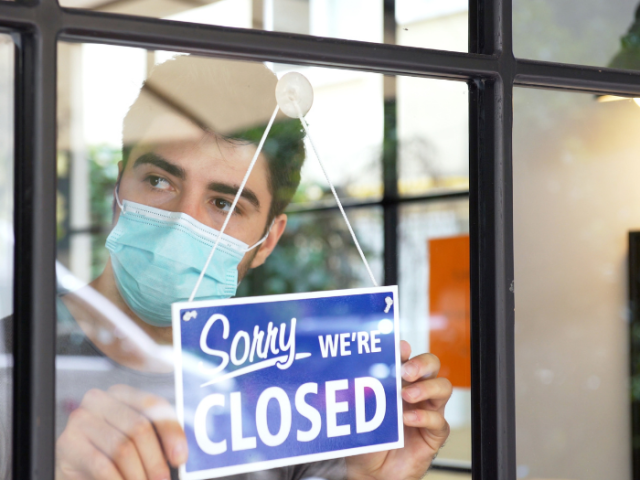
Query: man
54 54 452 480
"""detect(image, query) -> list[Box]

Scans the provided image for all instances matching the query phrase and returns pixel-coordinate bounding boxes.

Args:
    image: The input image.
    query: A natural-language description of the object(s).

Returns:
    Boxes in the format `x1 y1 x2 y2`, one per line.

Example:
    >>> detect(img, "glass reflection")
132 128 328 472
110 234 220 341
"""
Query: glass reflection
396 77 468 197
399 199 470 465
514 0 640 71
514 88 639 479
0 33 13 480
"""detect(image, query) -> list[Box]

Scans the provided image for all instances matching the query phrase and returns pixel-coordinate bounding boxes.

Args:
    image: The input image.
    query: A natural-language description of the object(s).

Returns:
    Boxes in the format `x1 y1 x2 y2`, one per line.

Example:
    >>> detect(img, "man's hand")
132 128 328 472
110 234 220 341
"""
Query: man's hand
346 340 452 480
56 384 187 480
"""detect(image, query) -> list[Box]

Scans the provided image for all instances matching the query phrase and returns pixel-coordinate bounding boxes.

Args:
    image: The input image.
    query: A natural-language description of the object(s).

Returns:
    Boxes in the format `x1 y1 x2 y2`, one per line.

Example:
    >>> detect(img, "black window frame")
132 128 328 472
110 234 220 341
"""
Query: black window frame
4 0 640 478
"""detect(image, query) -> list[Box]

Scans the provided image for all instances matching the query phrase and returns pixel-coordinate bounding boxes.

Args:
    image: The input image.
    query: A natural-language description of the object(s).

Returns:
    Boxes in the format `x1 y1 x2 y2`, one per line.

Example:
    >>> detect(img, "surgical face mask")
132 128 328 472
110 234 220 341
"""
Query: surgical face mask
105 190 269 327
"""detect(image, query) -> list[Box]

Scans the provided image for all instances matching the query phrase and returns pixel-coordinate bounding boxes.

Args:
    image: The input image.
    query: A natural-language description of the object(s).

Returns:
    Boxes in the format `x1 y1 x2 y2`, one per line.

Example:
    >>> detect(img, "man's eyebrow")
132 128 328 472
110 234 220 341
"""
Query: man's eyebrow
208 182 261 210
133 152 186 180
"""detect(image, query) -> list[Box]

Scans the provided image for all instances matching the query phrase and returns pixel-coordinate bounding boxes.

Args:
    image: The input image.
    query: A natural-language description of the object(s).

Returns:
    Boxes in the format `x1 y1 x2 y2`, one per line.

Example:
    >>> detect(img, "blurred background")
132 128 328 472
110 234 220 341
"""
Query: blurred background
512 1 640 480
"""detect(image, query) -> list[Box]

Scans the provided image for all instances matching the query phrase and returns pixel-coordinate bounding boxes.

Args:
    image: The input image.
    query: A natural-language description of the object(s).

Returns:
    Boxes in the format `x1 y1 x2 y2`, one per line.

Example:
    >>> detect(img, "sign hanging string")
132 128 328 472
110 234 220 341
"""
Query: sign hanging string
298 116 378 287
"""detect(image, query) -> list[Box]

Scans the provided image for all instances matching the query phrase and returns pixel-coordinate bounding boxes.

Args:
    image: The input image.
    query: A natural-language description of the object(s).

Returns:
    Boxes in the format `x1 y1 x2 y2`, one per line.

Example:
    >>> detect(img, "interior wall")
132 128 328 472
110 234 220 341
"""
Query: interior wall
513 89 637 480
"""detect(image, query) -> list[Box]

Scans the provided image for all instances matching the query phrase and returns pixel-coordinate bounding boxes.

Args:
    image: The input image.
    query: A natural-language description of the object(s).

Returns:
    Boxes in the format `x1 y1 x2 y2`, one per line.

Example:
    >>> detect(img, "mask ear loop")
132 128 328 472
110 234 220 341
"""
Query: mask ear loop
189 105 280 302
297 107 378 287
114 184 125 213
246 219 275 252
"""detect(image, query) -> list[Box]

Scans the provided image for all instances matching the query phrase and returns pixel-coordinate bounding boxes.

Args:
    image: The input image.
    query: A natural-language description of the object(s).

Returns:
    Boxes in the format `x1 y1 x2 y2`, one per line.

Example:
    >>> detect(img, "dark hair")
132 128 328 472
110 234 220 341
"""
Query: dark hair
121 54 305 222
231 120 305 223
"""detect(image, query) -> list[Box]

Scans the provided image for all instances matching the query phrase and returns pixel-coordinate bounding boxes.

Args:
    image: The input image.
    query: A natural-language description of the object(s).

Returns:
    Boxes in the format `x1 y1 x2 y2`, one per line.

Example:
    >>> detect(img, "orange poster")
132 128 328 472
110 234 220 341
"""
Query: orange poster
428 235 470 388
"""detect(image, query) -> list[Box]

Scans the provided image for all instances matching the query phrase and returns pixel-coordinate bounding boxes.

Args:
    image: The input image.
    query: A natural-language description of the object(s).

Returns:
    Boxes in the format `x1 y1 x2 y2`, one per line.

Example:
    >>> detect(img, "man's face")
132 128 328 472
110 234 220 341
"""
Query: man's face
116 131 286 279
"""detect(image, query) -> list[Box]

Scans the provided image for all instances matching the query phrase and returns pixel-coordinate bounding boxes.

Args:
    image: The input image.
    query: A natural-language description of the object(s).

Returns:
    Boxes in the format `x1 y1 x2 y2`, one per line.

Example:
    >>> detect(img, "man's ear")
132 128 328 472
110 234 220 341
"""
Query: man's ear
249 214 288 269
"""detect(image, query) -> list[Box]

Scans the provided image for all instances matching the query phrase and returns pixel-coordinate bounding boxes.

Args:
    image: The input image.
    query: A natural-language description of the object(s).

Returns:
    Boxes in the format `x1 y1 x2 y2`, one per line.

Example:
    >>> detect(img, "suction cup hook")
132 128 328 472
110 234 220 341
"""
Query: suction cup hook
275 72 314 118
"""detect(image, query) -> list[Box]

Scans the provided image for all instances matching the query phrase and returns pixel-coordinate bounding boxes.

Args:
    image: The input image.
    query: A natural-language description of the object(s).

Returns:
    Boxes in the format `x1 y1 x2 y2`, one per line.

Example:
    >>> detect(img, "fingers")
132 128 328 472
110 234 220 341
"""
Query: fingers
74 408 148 480
82 388 172 479
401 352 440 383
401 377 452 411
57 411 127 480
400 340 412 363
402 408 450 438
108 384 188 467
57 385 184 480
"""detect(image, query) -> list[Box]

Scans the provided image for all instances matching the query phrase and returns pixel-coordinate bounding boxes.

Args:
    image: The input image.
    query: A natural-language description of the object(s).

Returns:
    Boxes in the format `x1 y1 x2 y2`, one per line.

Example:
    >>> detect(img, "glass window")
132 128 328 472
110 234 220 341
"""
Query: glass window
397 77 468 197
513 87 636 479
395 0 467 52
514 0 640 71
56 43 468 477
238 208 383 296
59 0 467 52
399 199 470 466
286 66 384 208
427 473 471 480
0 33 13 480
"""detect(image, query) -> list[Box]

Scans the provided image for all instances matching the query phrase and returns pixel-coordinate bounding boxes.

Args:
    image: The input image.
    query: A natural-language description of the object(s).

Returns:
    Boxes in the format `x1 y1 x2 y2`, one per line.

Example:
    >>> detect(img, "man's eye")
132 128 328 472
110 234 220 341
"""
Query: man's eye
147 175 171 190
213 198 232 212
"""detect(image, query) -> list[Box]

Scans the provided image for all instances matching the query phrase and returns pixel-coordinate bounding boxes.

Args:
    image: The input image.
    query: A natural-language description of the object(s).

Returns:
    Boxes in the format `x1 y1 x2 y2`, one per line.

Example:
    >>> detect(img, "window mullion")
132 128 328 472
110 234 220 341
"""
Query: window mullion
516 58 640 96
12 16 60 480
469 1 516 479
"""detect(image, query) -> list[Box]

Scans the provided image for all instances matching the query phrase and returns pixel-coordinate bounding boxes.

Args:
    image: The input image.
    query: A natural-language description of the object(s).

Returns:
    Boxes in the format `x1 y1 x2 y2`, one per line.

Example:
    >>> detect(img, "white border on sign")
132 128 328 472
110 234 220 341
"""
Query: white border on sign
171 286 404 480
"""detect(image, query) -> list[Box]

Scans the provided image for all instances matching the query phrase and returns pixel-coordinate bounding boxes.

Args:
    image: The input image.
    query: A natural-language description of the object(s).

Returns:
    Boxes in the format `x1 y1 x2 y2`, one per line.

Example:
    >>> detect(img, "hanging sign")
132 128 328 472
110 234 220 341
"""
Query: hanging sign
172 286 403 479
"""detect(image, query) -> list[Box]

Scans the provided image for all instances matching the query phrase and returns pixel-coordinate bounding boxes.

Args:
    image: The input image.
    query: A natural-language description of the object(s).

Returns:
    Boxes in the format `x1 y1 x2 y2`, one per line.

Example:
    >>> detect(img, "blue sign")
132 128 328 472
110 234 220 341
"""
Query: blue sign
171 286 403 479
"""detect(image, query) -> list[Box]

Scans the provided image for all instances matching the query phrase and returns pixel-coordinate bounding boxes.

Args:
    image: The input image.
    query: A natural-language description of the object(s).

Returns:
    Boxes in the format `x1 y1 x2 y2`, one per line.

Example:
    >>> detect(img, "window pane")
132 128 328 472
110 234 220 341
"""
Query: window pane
0 33 13 479
397 77 468 197
399 199 470 465
59 0 467 52
56 43 467 478
238 207 383 296
514 0 640 71
514 88 636 479
395 0 467 52
427 473 471 480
